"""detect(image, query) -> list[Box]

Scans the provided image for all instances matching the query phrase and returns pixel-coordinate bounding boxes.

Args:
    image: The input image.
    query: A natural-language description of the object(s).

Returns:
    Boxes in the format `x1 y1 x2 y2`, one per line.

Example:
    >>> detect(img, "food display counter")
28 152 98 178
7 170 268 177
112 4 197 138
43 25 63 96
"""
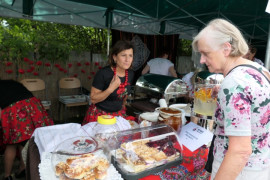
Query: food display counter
26 138 209 180
26 120 210 180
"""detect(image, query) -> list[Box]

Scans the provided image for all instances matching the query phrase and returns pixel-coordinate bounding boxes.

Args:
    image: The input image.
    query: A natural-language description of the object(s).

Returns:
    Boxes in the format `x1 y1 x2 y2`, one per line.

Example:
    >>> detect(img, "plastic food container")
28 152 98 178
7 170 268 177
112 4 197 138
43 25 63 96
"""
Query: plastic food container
49 135 125 180
51 136 98 156
107 124 183 180
50 136 117 180
93 115 120 148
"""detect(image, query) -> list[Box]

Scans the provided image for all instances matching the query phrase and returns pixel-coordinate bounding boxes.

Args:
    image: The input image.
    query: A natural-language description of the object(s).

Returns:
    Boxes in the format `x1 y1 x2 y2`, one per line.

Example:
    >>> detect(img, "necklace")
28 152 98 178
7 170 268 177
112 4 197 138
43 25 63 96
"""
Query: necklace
113 67 129 95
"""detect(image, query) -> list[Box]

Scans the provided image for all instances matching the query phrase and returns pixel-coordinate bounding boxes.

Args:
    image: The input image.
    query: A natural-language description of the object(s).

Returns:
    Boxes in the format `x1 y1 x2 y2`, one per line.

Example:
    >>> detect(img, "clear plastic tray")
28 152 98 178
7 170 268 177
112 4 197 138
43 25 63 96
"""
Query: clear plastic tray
106 124 183 178
52 136 98 155
50 136 115 179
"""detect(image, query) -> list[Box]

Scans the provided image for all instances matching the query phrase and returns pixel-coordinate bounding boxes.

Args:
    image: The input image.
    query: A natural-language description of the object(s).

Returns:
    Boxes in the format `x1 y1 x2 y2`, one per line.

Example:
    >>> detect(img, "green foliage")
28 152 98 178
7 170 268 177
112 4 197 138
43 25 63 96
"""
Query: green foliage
0 17 109 62
178 39 192 56
0 18 33 61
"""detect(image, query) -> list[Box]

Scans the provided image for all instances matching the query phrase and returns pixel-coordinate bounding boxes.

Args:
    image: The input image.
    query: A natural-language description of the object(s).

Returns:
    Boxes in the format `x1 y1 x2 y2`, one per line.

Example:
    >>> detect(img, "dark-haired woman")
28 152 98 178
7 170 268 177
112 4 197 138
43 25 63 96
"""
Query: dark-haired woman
82 40 134 124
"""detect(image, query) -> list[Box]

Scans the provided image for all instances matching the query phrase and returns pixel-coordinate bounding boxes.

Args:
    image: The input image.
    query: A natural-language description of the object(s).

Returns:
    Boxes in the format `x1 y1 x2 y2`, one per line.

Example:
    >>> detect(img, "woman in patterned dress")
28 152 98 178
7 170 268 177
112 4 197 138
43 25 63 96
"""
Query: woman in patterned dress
0 80 54 180
192 19 270 180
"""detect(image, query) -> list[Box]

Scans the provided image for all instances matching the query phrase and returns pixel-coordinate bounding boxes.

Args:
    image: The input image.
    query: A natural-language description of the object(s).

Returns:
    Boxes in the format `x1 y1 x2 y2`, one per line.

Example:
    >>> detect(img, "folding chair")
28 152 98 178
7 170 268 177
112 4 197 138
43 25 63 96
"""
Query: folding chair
20 78 51 111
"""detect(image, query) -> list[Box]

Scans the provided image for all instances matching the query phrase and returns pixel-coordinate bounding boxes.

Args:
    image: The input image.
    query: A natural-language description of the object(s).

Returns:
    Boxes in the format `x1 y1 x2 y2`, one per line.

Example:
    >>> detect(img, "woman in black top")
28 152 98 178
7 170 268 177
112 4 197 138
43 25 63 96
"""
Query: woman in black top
82 40 134 124
0 80 53 180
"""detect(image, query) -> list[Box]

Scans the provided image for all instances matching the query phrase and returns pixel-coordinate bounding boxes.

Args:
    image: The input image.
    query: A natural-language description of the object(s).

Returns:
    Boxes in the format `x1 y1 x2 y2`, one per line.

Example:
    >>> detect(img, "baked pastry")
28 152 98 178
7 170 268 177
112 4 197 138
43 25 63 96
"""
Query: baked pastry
55 153 110 179
94 167 107 180
96 158 110 171
64 164 86 179
59 173 73 180
152 151 167 161
81 153 94 158
81 171 95 180
116 136 180 173
55 162 66 176
66 156 80 165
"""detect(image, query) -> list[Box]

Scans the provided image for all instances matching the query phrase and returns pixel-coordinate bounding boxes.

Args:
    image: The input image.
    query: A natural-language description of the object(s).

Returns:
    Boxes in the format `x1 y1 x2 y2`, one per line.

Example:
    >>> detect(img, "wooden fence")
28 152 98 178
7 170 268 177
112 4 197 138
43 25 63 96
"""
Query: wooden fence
0 54 107 122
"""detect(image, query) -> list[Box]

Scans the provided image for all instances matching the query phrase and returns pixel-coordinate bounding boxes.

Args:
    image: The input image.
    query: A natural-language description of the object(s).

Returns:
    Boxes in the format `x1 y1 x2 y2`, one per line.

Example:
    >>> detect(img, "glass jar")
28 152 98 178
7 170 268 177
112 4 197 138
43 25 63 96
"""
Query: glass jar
157 107 183 132
165 116 182 132
93 115 120 148
193 84 217 116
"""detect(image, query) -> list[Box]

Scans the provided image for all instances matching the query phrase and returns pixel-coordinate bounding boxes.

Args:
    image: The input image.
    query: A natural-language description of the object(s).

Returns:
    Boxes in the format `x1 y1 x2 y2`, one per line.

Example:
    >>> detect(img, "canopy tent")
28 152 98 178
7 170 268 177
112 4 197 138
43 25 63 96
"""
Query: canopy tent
1 0 270 41
1 0 270 68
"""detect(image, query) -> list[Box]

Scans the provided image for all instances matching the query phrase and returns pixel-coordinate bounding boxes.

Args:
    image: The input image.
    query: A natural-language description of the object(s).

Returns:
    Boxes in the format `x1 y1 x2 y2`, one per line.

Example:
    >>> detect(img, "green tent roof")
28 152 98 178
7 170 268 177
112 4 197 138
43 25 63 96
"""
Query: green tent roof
1 0 270 46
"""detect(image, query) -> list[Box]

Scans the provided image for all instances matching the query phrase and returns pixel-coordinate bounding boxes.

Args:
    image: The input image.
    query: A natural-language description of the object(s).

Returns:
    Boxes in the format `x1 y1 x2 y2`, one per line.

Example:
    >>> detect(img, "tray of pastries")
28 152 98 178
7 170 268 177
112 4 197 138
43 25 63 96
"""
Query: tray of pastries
50 136 123 180
108 125 182 180
54 152 110 179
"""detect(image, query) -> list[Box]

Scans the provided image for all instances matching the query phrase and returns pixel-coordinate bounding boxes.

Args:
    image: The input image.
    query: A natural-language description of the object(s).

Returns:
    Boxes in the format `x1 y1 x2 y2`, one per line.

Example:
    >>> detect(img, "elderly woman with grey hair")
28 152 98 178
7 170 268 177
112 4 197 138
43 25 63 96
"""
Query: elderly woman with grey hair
192 18 270 180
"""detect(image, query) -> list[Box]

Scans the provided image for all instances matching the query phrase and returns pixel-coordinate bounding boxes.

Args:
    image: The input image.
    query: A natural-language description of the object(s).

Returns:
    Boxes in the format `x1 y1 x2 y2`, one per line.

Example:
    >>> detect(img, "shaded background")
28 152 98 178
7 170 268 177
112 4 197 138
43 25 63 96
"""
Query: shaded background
112 29 179 84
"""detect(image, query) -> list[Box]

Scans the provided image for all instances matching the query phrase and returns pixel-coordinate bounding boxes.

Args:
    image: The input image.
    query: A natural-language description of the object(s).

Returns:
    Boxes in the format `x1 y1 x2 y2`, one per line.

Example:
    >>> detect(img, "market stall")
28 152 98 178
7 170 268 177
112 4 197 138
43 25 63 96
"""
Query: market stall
26 122 210 180
26 143 209 180
23 72 221 180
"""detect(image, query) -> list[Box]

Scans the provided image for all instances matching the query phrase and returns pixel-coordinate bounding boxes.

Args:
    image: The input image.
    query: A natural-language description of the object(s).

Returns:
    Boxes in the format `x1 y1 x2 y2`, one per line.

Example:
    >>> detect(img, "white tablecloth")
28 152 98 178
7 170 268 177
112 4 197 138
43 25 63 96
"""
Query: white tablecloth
32 116 131 157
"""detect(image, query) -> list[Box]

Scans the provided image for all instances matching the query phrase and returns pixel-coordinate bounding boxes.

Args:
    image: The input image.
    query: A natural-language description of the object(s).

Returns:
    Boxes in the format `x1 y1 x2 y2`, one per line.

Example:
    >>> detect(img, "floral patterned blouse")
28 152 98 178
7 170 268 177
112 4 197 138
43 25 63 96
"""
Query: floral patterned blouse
214 63 270 170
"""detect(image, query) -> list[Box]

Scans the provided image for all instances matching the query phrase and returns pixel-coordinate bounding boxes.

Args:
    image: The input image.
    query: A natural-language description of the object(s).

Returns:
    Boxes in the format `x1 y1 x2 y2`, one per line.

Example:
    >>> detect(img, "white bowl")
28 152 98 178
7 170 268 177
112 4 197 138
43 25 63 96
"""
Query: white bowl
169 104 191 117
139 112 159 122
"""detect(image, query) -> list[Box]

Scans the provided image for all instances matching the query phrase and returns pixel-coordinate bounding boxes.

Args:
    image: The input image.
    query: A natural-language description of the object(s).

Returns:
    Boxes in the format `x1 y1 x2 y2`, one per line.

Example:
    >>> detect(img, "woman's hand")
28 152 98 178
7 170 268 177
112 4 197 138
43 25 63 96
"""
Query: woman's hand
211 85 220 98
108 75 121 93
90 75 121 104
